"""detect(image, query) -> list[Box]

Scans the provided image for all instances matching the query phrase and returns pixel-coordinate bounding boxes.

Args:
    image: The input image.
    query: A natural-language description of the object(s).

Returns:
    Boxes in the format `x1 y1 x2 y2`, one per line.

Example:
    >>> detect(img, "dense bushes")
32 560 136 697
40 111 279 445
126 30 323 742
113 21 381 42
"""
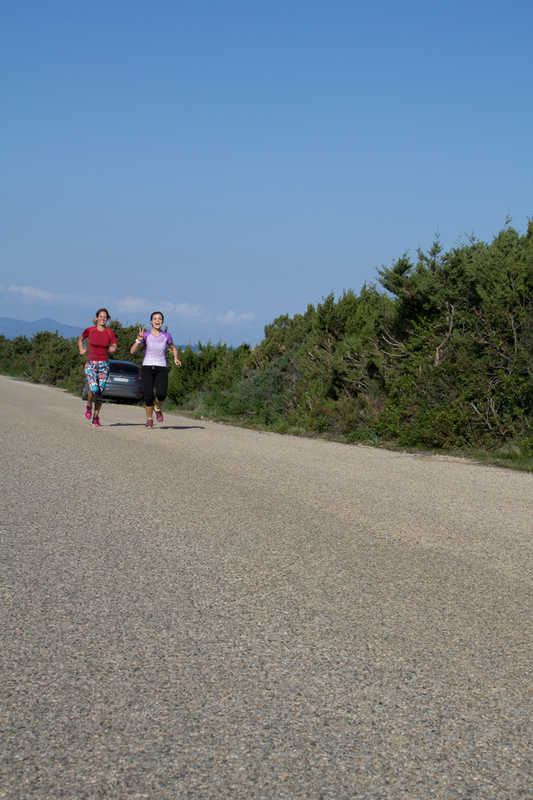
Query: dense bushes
2 219 532 452
371 223 533 446
0 320 149 395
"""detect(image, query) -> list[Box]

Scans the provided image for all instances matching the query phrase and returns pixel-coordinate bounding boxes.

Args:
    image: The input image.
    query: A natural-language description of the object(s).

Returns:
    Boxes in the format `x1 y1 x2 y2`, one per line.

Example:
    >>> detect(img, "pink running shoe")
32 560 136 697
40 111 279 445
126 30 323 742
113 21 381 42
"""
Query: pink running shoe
145 419 153 428
92 415 101 427
85 404 92 420
155 409 164 423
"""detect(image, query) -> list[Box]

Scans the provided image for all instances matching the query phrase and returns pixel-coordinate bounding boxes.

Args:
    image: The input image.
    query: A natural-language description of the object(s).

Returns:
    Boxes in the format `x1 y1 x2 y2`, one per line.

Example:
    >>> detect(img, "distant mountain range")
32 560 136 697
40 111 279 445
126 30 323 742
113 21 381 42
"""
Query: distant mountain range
0 317 200 350
0 317 82 339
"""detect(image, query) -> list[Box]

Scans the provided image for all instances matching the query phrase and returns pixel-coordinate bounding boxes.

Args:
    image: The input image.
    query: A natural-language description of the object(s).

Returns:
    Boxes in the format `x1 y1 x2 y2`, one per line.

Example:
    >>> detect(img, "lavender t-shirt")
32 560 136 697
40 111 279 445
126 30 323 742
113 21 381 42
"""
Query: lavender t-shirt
141 330 173 367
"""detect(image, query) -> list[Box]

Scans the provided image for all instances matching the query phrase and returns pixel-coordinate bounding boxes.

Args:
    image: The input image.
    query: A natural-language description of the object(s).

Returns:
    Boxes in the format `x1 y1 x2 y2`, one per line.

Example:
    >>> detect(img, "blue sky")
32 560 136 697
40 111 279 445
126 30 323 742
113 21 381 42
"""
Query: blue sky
1 0 531 346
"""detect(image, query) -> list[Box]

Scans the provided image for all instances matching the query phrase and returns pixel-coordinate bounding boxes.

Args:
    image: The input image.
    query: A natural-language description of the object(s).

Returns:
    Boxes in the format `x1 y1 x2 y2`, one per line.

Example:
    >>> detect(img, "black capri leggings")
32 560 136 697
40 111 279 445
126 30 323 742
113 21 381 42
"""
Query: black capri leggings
141 365 169 406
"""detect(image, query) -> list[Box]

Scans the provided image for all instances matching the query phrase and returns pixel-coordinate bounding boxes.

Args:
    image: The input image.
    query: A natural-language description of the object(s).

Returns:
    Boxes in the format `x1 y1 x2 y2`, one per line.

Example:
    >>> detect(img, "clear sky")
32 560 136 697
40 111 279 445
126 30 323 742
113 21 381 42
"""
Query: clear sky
1 0 531 346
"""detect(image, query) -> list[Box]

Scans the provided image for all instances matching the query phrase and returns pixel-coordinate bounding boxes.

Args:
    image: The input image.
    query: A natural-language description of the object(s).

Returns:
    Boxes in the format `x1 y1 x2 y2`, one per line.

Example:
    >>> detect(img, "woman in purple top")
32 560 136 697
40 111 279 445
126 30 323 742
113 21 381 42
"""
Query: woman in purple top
130 311 181 428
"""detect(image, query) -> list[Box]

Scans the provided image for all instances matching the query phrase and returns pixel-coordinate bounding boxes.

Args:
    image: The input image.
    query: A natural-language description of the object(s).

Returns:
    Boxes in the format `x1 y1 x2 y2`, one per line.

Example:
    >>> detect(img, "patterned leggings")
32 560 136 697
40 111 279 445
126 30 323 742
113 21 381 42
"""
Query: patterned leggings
85 361 110 400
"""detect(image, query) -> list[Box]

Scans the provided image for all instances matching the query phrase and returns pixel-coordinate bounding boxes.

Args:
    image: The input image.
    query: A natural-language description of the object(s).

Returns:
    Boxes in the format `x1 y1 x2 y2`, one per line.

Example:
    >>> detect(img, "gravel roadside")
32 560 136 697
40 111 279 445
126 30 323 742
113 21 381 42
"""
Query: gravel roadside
1 376 532 799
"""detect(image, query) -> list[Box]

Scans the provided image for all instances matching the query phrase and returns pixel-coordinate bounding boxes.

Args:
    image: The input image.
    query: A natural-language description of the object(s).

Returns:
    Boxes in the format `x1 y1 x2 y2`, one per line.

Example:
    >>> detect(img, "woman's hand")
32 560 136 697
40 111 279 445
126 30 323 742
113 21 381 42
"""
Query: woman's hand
138 327 145 341
79 346 87 356
170 345 181 367
109 344 118 354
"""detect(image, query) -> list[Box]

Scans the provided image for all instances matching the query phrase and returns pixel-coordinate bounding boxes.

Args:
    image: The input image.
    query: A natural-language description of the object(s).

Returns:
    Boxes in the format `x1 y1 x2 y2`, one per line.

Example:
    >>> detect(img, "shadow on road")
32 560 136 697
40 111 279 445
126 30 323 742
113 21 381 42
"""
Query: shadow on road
108 423 205 430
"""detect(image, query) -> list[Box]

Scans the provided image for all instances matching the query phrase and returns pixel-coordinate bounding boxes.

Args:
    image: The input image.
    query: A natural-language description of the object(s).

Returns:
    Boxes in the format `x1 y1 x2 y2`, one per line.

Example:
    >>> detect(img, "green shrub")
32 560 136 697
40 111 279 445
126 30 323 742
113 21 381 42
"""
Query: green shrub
2 220 532 454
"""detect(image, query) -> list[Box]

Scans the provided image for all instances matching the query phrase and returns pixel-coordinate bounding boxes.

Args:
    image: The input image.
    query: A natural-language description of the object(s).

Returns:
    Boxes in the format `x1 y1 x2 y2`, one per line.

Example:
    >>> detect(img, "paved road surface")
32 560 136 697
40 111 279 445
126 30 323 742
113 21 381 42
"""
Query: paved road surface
1 376 532 799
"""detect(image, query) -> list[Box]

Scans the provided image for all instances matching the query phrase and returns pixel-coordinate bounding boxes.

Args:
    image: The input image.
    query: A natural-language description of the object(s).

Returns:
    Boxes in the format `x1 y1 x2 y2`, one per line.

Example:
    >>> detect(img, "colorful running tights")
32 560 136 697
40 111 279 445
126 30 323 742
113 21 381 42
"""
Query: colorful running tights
85 361 110 400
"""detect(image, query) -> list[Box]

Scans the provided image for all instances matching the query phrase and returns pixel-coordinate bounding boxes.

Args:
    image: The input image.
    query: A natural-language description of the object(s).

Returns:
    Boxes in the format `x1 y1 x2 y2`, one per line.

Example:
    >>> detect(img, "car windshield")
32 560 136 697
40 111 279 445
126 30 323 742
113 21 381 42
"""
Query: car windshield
109 363 139 376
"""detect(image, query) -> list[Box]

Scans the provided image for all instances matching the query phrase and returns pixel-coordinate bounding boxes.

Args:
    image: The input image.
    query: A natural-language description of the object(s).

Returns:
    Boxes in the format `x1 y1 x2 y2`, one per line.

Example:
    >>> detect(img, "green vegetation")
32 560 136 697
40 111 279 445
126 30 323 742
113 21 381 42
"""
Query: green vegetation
2 219 533 468
0 321 145 396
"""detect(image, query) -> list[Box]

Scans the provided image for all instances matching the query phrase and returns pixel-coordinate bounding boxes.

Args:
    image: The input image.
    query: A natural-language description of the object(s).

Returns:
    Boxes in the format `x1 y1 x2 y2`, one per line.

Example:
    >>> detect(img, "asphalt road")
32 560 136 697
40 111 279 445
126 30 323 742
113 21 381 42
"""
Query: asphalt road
1 376 532 799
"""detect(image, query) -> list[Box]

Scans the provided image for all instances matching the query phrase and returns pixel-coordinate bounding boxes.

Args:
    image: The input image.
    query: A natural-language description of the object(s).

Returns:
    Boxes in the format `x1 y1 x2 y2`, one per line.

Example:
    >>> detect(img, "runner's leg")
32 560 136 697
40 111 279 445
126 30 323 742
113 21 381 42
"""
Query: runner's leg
93 362 109 420
85 362 98 414
141 366 156 421
153 367 168 422
154 367 168 412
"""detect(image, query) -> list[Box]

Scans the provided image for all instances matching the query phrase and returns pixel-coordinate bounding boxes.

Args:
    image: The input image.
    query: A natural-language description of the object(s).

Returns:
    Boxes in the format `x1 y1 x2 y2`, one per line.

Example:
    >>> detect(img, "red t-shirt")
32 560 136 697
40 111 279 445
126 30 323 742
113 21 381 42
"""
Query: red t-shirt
82 327 117 361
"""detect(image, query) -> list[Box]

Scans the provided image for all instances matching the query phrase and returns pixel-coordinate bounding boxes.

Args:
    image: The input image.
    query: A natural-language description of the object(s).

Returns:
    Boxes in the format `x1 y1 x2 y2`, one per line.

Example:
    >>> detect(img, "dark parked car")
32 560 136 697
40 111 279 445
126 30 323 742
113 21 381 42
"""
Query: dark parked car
82 360 144 404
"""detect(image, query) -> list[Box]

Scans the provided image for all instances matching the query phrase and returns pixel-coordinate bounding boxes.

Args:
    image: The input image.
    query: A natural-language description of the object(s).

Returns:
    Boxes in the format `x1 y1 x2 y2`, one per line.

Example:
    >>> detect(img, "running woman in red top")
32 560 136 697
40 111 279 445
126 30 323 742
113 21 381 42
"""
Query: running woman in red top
130 311 181 428
78 308 117 427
